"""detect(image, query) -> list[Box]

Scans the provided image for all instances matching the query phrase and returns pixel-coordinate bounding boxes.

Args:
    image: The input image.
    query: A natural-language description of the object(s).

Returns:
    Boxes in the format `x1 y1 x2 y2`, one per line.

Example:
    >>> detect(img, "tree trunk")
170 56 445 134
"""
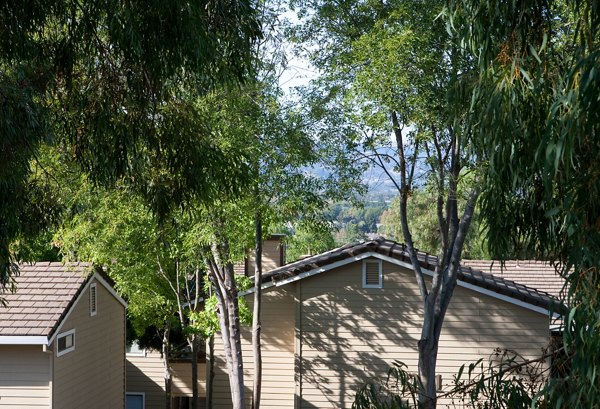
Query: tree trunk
191 335 199 409
162 326 173 409
207 335 215 409
418 328 439 408
252 213 263 409
209 239 246 409
223 287 246 409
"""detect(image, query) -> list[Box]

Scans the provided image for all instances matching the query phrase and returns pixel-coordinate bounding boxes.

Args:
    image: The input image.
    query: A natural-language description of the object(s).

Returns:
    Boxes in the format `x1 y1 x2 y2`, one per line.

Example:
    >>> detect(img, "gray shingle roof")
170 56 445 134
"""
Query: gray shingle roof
265 238 564 314
0 262 92 337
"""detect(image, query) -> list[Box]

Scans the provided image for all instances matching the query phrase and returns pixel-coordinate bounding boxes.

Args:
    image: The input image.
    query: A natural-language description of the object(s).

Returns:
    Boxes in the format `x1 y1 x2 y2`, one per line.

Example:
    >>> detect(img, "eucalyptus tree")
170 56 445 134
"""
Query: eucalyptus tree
0 0 261 285
446 0 600 406
291 0 479 406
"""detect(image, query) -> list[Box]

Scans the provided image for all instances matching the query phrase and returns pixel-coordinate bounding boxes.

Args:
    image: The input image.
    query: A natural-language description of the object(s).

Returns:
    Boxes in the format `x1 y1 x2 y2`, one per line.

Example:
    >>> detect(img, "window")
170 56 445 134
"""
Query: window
362 259 382 288
90 283 97 316
126 340 146 357
126 393 145 409
57 329 75 357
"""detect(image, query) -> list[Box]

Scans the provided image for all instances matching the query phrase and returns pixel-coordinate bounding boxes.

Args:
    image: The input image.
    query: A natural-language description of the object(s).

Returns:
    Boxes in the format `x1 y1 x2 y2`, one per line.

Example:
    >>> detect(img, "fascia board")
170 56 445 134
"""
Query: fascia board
0 336 48 345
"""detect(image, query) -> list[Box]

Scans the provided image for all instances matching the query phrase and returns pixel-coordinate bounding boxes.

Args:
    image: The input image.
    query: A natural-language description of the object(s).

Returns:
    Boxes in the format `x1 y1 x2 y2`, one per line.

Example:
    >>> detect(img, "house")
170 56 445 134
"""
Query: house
126 346 207 409
0 262 127 408
210 238 562 408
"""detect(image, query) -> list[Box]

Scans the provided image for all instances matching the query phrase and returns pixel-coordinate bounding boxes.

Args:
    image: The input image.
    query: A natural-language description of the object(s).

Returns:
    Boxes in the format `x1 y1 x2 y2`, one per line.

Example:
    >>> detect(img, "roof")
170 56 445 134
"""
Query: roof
263 238 564 315
0 262 125 344
461 260 565 299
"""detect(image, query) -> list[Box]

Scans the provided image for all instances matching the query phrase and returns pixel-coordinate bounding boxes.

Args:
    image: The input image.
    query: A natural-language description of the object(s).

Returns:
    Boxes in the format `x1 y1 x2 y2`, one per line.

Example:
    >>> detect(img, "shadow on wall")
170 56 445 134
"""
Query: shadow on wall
126 359 165 409
299 263 423 409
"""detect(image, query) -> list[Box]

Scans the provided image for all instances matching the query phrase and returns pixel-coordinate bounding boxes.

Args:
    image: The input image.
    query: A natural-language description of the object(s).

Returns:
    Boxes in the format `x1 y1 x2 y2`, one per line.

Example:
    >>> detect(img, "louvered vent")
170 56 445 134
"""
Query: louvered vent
90 283 97 316
363 260 382 288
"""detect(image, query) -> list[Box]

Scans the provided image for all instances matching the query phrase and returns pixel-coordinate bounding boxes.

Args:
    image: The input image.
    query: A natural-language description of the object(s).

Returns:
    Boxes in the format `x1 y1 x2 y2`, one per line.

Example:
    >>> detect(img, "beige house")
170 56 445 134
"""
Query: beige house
211 238 562 409
0 262 127 408
126 348 207 409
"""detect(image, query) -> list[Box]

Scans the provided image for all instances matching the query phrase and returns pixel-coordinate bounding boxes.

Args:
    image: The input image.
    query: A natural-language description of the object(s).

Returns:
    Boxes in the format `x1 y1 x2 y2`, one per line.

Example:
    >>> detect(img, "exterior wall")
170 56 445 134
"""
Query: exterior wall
126 350 207 409
52 277 126 409
212 285 296 409
0 345 50 408
127 351 164 409
297 259 550 409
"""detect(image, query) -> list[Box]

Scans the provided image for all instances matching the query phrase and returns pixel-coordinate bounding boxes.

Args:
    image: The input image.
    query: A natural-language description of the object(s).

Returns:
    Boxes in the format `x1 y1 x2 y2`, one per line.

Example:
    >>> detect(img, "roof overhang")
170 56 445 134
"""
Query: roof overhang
243 251 561 318
0 336 48 345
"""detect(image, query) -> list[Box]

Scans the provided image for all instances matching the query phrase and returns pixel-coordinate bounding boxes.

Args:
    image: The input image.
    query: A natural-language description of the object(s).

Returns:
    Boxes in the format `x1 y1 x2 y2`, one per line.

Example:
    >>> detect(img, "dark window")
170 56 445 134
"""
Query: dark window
57 330 75 356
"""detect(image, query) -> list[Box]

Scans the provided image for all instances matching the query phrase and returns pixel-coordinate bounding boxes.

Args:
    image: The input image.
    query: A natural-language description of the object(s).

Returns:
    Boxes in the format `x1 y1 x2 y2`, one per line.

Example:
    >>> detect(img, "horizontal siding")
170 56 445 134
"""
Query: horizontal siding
212 286 295 409
127 352 165 409
52 278 126 409
299 259 550 409
0 346 50 407
127 350 207 409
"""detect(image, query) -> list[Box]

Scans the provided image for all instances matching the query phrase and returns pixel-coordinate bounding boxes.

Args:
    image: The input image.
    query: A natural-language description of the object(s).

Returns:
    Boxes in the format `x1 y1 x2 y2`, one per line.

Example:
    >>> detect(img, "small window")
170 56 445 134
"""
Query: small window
126 393 145 409
90 283 97 316
363 259 382 288
126 341 146 357
57 329 75 357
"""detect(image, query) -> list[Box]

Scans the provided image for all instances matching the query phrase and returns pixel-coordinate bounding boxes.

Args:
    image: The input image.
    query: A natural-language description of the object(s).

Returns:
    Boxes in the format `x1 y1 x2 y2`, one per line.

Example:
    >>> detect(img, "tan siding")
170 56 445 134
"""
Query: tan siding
126 351 165 409
0 345 50 407
126 350 206 409
212 286 295 409
172 361 207 396
298 259 550 409
52 278 125 409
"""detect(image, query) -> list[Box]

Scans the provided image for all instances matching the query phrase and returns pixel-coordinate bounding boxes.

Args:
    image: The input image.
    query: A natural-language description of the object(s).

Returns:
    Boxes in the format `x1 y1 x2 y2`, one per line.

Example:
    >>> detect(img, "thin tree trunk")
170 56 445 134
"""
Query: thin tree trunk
207 335 215 409
252 213 263 409
162 326 173 409
191 335 199 409
224 285 246 409
209 239 246 409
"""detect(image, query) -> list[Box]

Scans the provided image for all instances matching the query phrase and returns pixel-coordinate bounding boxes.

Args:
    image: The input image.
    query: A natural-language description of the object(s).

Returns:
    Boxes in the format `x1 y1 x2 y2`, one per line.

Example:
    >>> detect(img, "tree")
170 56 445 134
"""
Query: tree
57 182 234 409
0 0 261 286
194 77 362 407
285 222 337 261
444 0 600 406
290 0 479 406
380 190 489 260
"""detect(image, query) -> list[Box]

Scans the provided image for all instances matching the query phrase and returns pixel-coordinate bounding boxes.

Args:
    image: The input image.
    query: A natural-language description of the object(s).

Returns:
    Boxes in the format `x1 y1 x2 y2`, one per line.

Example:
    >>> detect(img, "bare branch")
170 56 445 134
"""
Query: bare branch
391 110 428 300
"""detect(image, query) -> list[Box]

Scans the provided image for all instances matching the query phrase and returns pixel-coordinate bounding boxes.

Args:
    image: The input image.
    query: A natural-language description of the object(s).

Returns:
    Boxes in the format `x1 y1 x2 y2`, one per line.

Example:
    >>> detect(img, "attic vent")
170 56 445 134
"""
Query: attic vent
90 283 97 316
363 259 382 288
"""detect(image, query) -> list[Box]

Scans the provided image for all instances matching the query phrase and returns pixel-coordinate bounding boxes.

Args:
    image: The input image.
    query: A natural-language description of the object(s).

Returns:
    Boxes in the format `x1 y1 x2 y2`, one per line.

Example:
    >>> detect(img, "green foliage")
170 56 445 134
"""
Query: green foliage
354 350 550 409
0 0 261 287
285 222 337 262
188 275 253 340
353 361 419 409
445 0 600 406
380 191 489 259
450 349 548 409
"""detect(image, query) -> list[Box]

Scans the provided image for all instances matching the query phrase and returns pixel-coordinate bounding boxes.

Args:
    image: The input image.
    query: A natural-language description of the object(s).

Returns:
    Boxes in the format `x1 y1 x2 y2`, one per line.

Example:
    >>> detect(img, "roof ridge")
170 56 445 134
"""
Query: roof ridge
264 239 565 314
